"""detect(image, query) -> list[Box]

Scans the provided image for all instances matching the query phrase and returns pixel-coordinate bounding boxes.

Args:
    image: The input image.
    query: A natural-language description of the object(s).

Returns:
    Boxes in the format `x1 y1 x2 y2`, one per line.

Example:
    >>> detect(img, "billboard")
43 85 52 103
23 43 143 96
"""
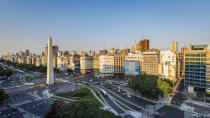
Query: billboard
125 61 140 75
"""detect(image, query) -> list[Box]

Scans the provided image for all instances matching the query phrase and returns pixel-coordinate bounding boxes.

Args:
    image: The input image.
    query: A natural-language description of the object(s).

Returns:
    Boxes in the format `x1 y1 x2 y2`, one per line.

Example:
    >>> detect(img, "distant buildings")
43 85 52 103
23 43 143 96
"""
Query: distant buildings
142 50 160 75
70 54 80 73
139 39 150 52
125 53 143 75
93 54 100 75
3 36 210 98
132 39 149 53
114 54 125 76
159 50 177 80
57 52 65 70
80 55 93 74
99 55 114 78
25 49 29 56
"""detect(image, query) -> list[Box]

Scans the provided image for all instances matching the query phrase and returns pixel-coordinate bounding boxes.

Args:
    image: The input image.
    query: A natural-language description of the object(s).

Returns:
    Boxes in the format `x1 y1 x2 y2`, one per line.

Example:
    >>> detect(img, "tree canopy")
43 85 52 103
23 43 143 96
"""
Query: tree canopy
0 89 8 105
45 100 122 118
0 65 13 78
129 74 172 99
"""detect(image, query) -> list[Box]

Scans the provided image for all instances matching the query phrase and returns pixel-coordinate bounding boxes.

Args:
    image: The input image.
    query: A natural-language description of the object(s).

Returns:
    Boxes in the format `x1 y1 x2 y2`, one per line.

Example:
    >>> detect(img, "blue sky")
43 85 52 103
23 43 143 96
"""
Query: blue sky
0 0 210 56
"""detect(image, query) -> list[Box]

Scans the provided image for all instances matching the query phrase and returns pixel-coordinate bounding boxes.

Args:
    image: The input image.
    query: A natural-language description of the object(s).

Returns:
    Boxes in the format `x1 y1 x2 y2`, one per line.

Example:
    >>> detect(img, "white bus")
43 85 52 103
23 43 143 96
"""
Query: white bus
101 89 108 96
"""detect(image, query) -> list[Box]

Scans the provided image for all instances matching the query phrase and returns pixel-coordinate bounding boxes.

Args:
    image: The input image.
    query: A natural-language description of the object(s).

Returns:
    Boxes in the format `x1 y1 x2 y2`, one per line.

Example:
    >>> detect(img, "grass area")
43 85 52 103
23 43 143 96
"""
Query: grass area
24 76 42 83
24 76 36 82
29 91 35 96
92 87 105 103
111 97 132 111
33 85 41 88
55 87 102 107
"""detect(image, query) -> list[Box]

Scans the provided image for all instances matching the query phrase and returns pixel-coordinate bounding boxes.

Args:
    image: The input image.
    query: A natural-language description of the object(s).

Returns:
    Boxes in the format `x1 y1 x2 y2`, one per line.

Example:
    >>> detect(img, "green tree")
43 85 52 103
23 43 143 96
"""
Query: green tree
0 89 8 104
58 100 122 118
129 74 172 99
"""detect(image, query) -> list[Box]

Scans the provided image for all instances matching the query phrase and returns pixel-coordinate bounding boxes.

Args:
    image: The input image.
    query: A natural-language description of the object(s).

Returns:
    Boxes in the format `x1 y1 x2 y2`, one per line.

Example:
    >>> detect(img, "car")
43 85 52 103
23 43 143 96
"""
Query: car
181 95 187 100
126 93 131 98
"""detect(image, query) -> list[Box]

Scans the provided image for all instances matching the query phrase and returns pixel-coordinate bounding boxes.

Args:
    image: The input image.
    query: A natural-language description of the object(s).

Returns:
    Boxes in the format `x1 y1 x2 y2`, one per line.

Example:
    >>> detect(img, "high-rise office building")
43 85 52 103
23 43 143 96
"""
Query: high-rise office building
184 44 210 95
114 54 125 76
25 49 29 56
142 50 160 75
80 55 93 74
139 39 150 52
99 55 114 77
19 51 24 57
159 50 178 81
131 39 150 53
93 54 100 74
70 54 80 73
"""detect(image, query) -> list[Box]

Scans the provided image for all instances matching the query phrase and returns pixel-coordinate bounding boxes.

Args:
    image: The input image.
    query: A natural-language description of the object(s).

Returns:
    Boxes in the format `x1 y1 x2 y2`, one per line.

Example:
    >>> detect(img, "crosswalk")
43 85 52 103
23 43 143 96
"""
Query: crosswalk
0 98 41 112
0 106 12 111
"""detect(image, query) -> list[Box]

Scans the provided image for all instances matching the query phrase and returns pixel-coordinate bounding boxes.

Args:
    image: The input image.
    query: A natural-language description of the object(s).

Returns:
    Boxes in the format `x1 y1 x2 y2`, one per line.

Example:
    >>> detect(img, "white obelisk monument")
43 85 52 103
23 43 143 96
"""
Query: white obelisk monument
46 37 54 85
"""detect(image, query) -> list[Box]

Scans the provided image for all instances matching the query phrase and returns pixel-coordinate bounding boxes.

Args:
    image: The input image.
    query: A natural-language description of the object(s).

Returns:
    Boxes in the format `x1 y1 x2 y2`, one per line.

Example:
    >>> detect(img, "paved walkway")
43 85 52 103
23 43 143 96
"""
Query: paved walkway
19 107 41 118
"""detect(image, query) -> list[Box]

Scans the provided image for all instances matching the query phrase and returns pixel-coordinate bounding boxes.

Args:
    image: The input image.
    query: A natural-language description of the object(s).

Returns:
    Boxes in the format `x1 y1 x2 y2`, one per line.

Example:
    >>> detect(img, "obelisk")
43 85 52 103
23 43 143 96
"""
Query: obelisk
46 37 54 85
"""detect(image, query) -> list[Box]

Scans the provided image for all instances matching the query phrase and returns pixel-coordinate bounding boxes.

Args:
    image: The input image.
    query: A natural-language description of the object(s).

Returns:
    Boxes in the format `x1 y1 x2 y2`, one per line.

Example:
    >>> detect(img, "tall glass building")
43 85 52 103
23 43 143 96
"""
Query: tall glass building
184 45 210 95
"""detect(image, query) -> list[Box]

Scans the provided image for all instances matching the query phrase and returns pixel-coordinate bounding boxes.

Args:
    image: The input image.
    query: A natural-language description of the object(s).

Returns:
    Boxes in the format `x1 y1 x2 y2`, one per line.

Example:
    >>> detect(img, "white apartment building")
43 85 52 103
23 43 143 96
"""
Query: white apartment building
80 56 93 74
99 55 114 77
57 56 65 69
159 50 177 80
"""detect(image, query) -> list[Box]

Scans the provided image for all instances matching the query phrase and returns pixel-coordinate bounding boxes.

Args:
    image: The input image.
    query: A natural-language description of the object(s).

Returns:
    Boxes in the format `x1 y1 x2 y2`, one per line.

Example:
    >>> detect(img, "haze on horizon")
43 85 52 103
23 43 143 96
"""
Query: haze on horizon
0 0 210 56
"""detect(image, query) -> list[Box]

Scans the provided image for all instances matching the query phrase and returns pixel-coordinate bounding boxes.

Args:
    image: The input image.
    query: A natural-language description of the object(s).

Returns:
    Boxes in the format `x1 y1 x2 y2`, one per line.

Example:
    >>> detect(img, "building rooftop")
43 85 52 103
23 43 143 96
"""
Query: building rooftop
191 45 208 50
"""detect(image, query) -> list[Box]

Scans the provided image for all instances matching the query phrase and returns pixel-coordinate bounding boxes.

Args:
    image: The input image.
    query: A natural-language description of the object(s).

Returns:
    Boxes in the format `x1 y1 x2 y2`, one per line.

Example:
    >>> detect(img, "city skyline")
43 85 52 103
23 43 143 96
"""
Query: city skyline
1 1 210 118
0 0 210 56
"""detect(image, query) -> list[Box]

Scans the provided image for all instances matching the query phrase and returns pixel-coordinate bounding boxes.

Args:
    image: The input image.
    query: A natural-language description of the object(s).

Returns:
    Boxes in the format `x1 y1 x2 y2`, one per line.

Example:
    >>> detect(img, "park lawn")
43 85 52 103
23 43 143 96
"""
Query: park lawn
91 87 105 103
55 87 102 107
24 76 36 82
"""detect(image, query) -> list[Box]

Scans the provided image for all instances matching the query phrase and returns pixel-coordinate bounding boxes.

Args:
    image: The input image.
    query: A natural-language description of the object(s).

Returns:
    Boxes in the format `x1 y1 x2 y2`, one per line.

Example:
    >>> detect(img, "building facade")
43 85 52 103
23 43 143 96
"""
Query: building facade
80 55 93 74
70 55 80 73
184 45 210 96
114 55 125 75
99 55 114 77
142 50 160 75
170 41 178 52
159 50 178 81
125 53 143 75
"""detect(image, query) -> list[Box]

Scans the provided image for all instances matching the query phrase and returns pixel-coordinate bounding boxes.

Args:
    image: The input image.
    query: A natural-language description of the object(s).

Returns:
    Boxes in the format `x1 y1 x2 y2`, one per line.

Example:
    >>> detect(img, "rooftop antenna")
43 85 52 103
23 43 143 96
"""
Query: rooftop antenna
143 32 145 40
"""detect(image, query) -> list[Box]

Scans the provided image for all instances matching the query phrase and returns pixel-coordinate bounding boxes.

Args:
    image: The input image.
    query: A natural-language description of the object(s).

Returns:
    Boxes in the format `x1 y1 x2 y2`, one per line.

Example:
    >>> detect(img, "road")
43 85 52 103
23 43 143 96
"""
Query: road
101 86 143 112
